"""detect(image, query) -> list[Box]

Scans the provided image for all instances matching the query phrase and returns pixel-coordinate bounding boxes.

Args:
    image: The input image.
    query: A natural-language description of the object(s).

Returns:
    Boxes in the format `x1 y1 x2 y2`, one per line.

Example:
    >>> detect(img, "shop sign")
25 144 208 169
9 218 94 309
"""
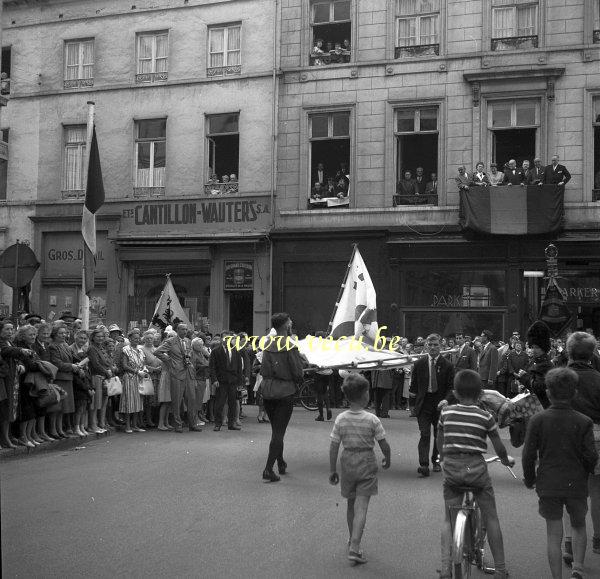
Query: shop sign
224 261 253 291
119 196 271 235
43 232 109 277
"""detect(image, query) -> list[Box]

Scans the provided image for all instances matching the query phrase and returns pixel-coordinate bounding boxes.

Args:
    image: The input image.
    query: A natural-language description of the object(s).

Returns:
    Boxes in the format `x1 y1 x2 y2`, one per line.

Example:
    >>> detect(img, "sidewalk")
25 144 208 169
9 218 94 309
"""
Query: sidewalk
0 429 111 461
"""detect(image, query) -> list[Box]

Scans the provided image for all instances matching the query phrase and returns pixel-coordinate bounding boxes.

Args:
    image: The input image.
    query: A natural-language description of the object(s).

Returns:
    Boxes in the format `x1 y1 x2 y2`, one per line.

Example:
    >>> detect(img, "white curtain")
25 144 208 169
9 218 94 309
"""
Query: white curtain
419 15 438 44
517 5 537 36
82 40 94 79
595 0 600 29
155 34 168 73
136 141 166 187
396 0 439 16
64 127 86 190
138 35 153 74
209 29 224 68
492 7 515 38
397 18 417 46
227 26 241 66
65 43 79 80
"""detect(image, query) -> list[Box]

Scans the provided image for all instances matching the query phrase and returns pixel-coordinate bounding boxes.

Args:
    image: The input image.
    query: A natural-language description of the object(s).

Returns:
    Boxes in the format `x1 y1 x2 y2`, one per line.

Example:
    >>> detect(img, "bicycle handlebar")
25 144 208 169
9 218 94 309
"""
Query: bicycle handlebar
485 455 518 479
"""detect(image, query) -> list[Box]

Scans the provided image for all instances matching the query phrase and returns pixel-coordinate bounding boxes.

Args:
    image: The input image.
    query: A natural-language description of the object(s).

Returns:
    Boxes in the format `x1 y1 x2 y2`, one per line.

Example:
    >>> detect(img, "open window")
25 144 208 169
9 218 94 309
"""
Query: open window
491 0 538 51
395 107 438 205
308 110 350 208
310 1 351 66
135 119 166 192
395 0 440 58
1 47 11 95
205 113 239 195
489 99 538 169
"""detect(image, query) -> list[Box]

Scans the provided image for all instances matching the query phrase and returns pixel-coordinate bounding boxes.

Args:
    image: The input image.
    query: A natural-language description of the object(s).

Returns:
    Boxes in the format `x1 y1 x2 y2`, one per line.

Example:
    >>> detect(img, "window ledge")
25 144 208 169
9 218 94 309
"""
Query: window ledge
309 52 351 66
207 65 242 77
133 187 165 198
135 72 168 84
491 35 538 52
204 183 239 196
395 44 439 59
64 78 94 89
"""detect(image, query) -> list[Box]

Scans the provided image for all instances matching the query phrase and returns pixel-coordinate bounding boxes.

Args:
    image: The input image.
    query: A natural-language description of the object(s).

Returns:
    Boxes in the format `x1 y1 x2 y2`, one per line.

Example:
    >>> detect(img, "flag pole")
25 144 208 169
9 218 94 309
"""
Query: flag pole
80 101 95 330
327 243 358 336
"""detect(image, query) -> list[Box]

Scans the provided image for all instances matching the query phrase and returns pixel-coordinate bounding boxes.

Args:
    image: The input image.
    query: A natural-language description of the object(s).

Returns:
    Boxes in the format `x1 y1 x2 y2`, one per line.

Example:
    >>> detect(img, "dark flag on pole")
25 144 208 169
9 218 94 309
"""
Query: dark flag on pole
81 127 105 295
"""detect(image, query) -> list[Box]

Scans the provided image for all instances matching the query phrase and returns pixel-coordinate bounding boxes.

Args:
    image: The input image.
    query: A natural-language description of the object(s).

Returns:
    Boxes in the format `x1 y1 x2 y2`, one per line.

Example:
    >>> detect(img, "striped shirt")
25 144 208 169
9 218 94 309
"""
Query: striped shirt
330 410 386 450
438 404 497 454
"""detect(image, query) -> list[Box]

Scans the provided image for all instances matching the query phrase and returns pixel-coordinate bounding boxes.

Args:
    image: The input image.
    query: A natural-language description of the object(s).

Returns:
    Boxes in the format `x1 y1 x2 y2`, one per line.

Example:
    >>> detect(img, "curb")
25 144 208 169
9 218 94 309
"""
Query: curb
0 429 112 461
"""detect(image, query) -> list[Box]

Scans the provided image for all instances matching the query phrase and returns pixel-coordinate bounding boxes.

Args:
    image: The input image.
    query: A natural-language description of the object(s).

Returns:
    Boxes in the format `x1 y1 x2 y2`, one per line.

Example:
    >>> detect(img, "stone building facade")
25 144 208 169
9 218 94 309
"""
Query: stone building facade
1 0 278 333
273 0 600 339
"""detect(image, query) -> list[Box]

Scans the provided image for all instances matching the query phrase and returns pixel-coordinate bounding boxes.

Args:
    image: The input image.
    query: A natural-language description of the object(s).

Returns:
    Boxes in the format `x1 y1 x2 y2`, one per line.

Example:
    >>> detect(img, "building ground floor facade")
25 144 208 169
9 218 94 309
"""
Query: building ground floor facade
271 227 600 341
25 194 272 335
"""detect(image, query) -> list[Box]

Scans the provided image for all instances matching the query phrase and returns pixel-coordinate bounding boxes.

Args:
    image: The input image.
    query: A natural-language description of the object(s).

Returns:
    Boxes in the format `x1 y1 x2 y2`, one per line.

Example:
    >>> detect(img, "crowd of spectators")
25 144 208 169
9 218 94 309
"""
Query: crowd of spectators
206 172 238 195
455 155 571 191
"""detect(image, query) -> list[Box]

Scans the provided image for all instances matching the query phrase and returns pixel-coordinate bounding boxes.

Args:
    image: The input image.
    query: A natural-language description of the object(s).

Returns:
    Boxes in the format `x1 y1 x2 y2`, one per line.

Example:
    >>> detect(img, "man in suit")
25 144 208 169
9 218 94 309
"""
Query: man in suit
409 333 455 477
543 154 571 187
154 322 199 433
478 329 499 388
425 172 438 196
455 166 470 191
454 332 478 371
314 162 327 186
527 157 545 185
209 329 244 431
504 159 525 185
414 166 427 195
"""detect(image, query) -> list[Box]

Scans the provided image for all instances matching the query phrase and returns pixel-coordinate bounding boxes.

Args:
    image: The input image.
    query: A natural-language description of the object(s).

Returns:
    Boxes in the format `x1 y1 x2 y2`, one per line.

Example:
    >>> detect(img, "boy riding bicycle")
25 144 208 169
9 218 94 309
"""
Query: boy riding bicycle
437 369 514 579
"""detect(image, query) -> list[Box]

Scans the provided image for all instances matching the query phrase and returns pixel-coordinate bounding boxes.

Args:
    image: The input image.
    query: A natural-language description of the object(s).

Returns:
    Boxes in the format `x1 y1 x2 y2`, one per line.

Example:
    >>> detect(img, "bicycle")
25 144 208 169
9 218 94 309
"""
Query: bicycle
295 378 319 411
450 455 517 579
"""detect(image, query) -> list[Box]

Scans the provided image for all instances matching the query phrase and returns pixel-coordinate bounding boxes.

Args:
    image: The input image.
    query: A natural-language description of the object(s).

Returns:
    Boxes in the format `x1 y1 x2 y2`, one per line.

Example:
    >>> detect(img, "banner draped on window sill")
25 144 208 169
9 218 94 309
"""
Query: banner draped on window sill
459 185 564 236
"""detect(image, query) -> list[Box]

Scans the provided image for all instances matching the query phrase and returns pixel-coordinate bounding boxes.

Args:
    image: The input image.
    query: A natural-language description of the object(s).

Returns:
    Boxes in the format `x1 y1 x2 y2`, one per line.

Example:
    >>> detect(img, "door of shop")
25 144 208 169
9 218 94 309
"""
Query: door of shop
229 292 253 334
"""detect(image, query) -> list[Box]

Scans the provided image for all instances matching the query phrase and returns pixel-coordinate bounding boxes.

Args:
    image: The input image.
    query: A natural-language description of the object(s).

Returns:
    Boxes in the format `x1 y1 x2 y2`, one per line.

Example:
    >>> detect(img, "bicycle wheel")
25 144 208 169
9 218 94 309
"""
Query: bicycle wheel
299 381 319 411
472 505 489 571
453 510 473 579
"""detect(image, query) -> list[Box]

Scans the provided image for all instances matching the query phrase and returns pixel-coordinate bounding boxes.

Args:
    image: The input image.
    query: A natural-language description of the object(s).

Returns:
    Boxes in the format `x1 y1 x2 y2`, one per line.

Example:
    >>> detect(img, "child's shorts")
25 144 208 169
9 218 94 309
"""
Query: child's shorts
538 496 588 527
340 448 378 499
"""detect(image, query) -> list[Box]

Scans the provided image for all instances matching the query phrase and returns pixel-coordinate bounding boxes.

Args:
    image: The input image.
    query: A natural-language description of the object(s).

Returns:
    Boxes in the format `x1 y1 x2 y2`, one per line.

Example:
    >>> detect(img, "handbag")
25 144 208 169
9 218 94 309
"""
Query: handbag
138 376 155 396
32 383 63 409
106 376 123 397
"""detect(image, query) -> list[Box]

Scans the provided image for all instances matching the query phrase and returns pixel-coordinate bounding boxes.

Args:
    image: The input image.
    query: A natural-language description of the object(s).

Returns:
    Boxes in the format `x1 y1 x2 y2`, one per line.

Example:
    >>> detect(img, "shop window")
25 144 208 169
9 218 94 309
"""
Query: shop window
64 39 94 89
62 125 86 197
395 0 440 58
136 31 168 83
205 113 239 195
207 24 242 77
135 119 166 192
594 98 600 200
394 106 438 206
310 0 351 66
489 99 538 169
1 47 11 95
595 1 600 43
308 110 350 208
491 0 538 51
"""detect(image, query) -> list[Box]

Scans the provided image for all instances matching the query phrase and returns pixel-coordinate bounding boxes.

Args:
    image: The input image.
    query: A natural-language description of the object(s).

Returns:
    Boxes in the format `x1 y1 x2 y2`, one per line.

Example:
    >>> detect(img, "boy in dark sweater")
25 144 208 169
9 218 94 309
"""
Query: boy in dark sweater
522 367 598 579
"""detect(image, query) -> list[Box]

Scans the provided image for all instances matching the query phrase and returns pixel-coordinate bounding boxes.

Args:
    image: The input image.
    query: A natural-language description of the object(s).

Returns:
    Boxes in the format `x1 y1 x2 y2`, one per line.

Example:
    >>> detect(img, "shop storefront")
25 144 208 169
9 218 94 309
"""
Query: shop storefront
31 194 272 334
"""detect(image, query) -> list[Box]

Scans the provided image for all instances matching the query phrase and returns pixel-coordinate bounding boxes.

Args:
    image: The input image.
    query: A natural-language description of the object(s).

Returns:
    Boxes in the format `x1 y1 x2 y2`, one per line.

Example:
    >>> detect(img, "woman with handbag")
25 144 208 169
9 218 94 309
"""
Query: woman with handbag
259 313 306 482
119 328 146 433
69 329 98 436
88 327 116 433
140 330 161 428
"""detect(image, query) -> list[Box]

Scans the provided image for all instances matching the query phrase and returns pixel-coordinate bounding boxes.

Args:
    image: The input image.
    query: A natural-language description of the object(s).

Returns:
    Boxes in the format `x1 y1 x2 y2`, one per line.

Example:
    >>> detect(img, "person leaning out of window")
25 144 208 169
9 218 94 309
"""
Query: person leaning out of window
470 162 490 187
488 163 505 186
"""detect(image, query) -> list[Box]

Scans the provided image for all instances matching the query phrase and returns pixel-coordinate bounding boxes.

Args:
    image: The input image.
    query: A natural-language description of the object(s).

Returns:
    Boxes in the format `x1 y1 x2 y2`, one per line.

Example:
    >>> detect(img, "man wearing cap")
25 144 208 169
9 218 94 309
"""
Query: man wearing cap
478 330 499 388
454 333 478 371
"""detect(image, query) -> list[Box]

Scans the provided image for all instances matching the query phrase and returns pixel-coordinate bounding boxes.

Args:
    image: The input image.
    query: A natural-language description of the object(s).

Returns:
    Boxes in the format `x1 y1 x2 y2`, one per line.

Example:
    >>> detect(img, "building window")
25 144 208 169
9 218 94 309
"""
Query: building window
135 119 166 192
310 1 351 66
395 0 440 58
394 107 438 206
491 0 538 51
1 47 11 95
488 99 539 169
207 24 242 77
136 32 168 84
205 113 239 195
308 111 350 208
64 39 94 89
63 125 86 197
594 1 600 43
594 98 600 200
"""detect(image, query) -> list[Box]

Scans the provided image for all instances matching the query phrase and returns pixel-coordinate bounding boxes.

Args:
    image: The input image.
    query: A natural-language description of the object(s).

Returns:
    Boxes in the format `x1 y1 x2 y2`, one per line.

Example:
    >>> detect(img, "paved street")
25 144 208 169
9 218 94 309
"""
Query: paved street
2 407 600 579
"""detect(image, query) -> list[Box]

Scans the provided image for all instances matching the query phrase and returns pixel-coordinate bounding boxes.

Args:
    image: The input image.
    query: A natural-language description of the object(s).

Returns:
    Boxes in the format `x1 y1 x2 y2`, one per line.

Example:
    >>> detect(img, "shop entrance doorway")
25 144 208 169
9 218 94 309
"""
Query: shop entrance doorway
229 292 253 334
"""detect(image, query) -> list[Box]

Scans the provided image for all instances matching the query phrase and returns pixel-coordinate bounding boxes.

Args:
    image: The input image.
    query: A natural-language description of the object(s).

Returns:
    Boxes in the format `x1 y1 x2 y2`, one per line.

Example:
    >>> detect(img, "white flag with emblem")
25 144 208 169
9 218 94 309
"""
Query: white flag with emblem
330 247 378 342
150 275 191 330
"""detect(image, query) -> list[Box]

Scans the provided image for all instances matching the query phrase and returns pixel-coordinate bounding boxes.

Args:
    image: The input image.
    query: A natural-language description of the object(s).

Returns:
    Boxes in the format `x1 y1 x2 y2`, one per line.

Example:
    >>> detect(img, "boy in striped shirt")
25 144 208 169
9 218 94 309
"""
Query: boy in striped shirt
437 370 514 579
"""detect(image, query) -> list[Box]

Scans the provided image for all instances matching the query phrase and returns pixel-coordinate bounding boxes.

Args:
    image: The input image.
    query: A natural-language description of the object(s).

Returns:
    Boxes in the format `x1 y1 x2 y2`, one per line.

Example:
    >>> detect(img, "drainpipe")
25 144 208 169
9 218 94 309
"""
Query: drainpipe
268 0 280 322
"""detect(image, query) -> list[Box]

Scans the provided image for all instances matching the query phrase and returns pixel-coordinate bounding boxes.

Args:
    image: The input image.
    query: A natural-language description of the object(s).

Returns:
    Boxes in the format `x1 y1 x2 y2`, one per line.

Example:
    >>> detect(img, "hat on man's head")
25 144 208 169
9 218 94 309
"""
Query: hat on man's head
526 321 551 353
59 310 76 321
108 324 123 334
25 313 42 322
481 329 494 341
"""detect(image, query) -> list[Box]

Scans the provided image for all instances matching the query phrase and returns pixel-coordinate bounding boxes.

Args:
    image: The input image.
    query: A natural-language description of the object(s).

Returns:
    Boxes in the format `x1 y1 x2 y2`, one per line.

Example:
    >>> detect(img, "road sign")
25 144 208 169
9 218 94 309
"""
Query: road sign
0 242 40 288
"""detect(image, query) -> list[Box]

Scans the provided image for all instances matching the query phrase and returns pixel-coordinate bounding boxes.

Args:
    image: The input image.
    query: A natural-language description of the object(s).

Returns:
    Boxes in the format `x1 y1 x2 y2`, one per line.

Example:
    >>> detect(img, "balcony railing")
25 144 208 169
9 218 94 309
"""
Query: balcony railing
491 35 538 51
135 72 168 84
395 43 439 59
133 186 165 198
63 78 94 89
309 50 351 66
393 194 438 207
0 140 8 161
62 189 86 200
308 195 349 209
204 182 239 196
207 65 242 77
594 30 600 43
